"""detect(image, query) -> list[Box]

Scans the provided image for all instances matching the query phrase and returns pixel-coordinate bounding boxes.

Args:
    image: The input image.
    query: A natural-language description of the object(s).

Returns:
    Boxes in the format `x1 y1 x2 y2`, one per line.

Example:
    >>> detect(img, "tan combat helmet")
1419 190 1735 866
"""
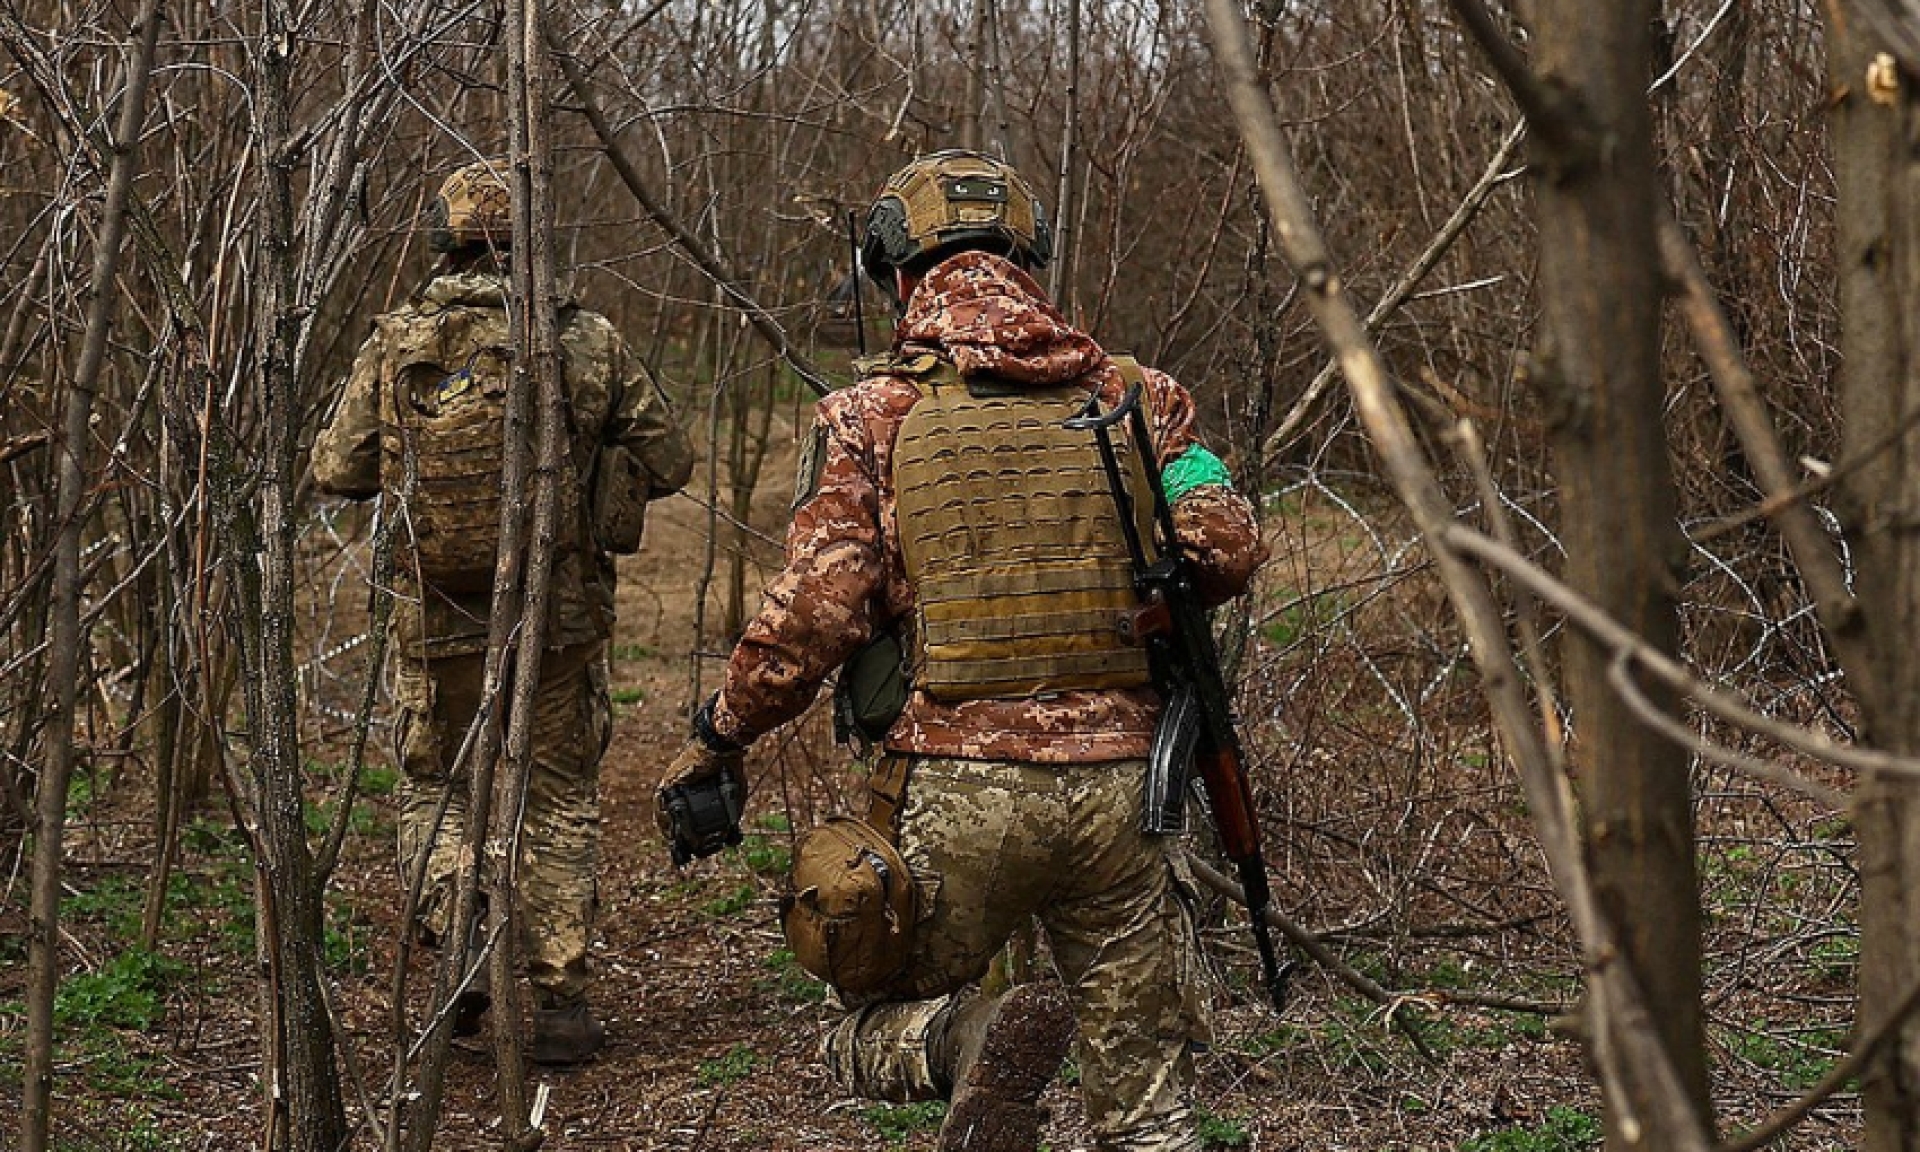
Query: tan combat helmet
426 159 512 253
859 149 1053 292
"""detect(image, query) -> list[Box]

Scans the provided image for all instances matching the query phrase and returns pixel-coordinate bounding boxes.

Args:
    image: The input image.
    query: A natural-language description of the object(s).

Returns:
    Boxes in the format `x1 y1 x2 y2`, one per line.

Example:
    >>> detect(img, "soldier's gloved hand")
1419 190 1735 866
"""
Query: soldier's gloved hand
654 695 748 864
653 740 746 829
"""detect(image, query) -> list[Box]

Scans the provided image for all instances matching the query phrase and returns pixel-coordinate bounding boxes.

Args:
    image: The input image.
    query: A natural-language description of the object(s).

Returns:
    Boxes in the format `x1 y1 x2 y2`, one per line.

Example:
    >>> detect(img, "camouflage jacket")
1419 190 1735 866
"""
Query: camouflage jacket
312 270 694 659
712 251 1266 763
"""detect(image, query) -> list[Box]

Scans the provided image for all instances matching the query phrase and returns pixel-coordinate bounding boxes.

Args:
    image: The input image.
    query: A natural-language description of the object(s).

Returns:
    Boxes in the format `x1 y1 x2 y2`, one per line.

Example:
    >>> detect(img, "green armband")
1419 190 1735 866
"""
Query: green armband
1161 445 1233 503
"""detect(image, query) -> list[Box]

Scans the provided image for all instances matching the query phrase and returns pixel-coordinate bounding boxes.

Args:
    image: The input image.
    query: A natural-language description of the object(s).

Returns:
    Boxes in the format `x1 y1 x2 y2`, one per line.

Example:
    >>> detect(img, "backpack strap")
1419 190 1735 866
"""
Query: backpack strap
865 753 913 841
853 350 944 380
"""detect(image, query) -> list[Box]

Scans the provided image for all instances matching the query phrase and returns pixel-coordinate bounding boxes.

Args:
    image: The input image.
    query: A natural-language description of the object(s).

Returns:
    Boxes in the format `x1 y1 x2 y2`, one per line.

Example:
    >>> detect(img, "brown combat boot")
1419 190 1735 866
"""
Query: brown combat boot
530 997 606 1066
934 982 1074 1152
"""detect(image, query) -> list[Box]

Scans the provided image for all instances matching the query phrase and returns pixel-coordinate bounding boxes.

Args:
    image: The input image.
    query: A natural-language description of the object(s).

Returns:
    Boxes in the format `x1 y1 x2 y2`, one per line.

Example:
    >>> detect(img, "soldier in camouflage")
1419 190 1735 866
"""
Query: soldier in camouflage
655 150 1265 1150
315 159 693 1065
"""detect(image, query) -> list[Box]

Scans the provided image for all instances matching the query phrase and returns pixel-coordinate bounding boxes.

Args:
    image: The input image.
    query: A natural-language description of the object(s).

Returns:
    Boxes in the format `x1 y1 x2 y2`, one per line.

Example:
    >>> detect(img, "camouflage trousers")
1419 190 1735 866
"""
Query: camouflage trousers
822 755 1211 1152
393 641 611 1004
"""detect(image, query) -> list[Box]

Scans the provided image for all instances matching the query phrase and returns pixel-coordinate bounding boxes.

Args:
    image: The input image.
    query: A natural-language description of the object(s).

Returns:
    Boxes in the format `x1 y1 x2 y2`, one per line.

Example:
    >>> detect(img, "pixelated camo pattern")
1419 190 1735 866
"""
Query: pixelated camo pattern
393 643 611 1001
711 250 1267 760
313 272 694 659
822 755 1208 1152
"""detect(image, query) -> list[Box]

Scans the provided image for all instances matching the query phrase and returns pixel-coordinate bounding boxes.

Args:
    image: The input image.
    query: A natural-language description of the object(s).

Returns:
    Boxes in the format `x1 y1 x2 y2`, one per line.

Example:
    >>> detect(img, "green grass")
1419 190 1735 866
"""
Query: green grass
1195 1106 1252 1148
1322 1003 1394 1073
139 852 257 957
1809 932 1858 981
859 1100 947 1145
56 948 185 1031
211 872 258 955
2 948 192 1103
734 834 790 877
64 876 148 940
1406 997 1550 1055
1239 1003 1462 1068
1237 1023 1312 1059
609 642 655 662
696 1043 759 1086
305 756 399 799
10 792 389 1117
50 1090 186 1144
324 894 371 975
756 949 827 1004
1720 1021 1846 1090
1502 1013 1549 1042
306 795 380 839
1425 957 1472 990
1812 814 1852 840
609 686 646 706
360 764 400 796
1459 1106 1600 1151
181 815 245 856
54 1100 183 1149
1258 587 1351 648
69 1034 181 1100
1341 948 1393 985
64 868 264 956
703 882 758 918
66 770 98 815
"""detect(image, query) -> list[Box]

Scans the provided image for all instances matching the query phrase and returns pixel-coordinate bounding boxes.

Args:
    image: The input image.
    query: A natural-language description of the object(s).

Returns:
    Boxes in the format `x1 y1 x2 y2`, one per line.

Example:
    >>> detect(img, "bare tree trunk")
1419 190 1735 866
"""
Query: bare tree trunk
1526 2 1711 1142
1827 6 1920 1147
963 0 987 151
723 365 764 637
20 3 162 1148
140 569 182 948
251 1 349 1146
488 0 569 1139
982 0 1012 161
1048 0 1080 307
397 22 570 1139
1207 1 1714 1146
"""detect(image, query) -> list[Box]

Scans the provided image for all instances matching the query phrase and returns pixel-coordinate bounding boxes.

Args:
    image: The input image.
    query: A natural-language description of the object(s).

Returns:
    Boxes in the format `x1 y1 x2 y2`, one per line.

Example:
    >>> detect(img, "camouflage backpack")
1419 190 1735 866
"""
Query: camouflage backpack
378 303 518 594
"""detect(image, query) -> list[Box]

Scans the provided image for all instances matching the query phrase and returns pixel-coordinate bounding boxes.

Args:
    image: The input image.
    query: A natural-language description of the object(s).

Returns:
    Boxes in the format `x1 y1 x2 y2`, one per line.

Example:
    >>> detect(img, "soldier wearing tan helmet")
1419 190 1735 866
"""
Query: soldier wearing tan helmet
655 149 1267 1151
315 158 694 1064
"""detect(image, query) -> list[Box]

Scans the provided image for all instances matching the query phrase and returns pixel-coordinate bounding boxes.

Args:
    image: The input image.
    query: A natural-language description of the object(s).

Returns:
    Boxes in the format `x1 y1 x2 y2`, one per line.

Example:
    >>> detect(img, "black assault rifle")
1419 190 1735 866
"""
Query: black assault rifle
1065 382 1295 1015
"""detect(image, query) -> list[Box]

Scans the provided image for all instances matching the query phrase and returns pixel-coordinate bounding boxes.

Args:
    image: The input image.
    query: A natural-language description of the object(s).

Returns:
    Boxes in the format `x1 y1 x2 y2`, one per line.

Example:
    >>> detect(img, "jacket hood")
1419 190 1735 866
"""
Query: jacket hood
896 251 1106 386
422 270 511 309
418 270 575 312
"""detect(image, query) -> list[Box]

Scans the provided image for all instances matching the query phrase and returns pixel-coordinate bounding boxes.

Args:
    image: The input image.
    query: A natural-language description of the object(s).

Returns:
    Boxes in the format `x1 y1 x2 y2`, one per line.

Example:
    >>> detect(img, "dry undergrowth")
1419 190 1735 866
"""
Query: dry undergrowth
0 476 1861 1151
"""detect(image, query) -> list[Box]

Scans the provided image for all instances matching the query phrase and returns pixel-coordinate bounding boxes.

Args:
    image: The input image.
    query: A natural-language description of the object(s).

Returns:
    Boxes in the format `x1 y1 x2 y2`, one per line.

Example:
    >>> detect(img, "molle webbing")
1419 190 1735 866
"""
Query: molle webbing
378 305 518 593
892 363 1155 701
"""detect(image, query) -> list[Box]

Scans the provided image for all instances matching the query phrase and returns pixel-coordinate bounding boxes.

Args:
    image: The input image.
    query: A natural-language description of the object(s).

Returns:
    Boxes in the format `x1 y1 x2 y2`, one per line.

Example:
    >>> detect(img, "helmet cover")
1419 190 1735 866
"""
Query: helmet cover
860 149 1052 289
427 159 512 253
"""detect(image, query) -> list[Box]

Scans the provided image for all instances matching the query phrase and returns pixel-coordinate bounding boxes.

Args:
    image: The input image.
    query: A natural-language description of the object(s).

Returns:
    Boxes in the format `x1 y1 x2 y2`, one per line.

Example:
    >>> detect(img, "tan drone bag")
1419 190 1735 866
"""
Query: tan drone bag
780 757 920 995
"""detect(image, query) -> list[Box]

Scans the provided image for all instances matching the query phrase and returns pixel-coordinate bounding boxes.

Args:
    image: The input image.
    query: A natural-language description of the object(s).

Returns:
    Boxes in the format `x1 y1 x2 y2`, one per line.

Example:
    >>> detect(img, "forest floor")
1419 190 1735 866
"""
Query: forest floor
0 444 1859 1151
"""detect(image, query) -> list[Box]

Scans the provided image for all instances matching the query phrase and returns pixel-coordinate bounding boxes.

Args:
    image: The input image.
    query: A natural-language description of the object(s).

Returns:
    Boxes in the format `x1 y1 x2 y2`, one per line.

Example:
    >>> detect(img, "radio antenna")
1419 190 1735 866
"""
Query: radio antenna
846 209 867 358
